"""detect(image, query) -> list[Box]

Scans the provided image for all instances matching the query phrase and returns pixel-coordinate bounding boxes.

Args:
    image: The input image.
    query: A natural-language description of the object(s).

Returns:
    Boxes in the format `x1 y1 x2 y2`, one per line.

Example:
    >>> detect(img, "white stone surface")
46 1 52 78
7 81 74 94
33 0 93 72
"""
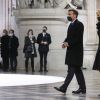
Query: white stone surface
0 74 64 87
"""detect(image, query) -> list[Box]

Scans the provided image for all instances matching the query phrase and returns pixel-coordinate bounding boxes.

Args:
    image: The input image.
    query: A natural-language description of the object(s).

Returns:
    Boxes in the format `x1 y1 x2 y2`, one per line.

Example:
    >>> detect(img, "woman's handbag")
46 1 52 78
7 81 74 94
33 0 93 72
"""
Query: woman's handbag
26 45 32 53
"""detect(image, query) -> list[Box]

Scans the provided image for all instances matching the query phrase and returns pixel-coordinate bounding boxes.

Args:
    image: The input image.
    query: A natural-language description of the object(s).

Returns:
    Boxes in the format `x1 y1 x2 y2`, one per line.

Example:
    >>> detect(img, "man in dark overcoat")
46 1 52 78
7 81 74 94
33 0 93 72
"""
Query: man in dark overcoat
9 29 19 72
54 9 86 94
1 29 10 72
37 26 51 72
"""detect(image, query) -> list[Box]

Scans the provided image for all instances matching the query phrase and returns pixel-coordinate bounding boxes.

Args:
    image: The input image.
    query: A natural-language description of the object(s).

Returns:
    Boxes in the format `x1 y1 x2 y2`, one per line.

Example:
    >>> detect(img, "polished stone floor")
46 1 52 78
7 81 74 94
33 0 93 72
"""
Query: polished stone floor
0 69 100 100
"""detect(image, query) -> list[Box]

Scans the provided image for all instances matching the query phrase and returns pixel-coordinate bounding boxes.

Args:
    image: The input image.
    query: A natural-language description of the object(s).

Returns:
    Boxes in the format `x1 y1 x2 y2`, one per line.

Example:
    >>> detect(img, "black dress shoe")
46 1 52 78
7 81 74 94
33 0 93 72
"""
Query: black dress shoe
54 87 66 93
72 89 86 94
32 70 35 72
98 94 100 97
39 70 43 72
44 70 48 72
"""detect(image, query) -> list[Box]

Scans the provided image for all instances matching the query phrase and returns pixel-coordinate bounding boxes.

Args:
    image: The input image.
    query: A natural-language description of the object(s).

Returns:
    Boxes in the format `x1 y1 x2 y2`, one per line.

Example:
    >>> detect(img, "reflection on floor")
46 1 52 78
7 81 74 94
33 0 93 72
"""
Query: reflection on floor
0 69 100 100
0 74 64 87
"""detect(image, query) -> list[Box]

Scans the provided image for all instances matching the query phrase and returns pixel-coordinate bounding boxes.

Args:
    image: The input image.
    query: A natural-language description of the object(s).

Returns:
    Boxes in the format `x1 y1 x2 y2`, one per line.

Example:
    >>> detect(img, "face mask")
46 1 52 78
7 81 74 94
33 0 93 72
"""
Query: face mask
43 29 46 33
67 16 72 21
97 17 100 21
9 33 13 37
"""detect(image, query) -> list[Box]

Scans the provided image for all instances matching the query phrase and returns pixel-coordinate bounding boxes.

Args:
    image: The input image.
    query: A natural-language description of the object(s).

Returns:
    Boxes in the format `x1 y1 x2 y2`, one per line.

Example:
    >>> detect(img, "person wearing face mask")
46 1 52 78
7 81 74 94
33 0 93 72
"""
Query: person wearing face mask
37 26 51 72
54 9 86 94
1 29 10 72
9 29 19 72
23 29 37 73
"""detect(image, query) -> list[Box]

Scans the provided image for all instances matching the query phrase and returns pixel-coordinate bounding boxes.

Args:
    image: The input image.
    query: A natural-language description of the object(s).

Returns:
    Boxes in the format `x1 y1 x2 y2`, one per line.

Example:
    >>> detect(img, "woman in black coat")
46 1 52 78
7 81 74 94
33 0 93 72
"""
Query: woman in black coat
93 17 100 71
23 29 37 73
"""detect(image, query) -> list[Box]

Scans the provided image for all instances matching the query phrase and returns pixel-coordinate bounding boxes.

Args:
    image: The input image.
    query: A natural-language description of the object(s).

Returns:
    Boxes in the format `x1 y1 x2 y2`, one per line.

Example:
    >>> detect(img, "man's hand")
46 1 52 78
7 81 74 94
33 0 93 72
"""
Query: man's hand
41 41 44 44
62 42 69 48
41 41 48 45
31 40 34 43
43 41 48 45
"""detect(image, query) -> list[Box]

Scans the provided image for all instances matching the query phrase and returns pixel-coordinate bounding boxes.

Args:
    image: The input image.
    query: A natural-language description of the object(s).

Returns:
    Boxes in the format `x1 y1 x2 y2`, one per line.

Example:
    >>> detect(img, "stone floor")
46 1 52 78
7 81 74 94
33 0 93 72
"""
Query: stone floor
0 69 100 100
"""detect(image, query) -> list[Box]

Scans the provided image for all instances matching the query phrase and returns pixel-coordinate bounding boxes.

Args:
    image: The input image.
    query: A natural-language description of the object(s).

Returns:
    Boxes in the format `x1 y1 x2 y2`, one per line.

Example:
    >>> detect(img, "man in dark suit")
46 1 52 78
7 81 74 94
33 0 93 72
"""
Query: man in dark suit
37 26 51 72
54 9 86 94
9 29 19 72
1 29 10 72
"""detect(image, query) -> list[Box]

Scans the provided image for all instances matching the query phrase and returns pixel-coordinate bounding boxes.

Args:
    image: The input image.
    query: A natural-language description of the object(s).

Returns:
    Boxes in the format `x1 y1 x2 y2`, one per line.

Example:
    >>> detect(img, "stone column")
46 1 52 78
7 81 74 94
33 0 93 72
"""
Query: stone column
2 0 11 30
86 0 97 45
0 0 3 34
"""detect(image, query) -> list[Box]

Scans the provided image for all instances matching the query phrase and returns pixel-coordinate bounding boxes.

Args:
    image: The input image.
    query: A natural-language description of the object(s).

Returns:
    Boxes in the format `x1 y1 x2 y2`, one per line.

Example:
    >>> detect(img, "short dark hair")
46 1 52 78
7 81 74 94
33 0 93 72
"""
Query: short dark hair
68 9 78 18
43 26 47 30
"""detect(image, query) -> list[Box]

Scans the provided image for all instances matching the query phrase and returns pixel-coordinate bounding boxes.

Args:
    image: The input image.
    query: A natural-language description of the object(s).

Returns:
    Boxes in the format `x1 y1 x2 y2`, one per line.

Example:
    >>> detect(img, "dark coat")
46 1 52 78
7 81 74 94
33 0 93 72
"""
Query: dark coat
1 35 10 57
9 35 19 57
23 36 37 58
64 19 84 67
93 22 100 71
37 33 51 52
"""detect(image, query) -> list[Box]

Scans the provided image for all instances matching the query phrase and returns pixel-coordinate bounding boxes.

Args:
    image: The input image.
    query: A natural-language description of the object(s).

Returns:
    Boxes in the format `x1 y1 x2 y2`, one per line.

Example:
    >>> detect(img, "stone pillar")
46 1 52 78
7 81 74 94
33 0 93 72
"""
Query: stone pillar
86 0 97 45
0 0 3 34
2 0 11 30
0 0 11 33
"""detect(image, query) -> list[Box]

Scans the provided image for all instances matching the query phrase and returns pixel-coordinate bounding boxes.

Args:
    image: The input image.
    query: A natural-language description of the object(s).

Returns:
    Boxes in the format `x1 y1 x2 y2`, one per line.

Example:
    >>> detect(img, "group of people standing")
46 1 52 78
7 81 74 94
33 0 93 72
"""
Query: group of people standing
1 29 19 72
0 26 51 73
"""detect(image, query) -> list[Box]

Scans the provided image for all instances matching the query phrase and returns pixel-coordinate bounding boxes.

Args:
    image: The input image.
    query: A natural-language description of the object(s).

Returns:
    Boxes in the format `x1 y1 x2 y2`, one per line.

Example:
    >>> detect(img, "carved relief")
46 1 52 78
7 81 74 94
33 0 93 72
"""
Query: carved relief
14 0 86 9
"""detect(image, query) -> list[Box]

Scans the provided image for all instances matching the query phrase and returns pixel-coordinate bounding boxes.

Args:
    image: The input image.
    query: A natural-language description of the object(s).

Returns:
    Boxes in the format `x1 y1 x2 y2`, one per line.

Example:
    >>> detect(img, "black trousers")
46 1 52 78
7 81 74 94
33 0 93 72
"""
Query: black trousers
39 51 48 71
2 56 9 71
61 66 86 91
9 56 17 71
25 56 34 72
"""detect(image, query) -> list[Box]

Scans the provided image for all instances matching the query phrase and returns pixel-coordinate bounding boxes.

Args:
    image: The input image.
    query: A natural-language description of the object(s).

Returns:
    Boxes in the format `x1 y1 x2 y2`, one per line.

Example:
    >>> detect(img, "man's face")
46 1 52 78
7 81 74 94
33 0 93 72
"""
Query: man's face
68 11 76 21
43 27 47 32
9 31 14 36
3 30 7 36
29 31 33 35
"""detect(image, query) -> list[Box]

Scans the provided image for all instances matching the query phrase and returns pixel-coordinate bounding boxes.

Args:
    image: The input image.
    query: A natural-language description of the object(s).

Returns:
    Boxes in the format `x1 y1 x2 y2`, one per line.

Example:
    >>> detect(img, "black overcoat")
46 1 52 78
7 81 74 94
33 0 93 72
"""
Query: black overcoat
37 33 51 52
23 36 37 58
1 35 10 57
64 19 84 67
93 22 100 71
9 35 19 57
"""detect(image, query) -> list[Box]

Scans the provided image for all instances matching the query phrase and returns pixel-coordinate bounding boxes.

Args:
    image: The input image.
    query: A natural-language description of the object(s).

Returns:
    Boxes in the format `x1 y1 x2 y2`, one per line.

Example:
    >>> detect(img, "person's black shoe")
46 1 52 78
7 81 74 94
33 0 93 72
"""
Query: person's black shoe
54 87 66 93
98 94 100 97
39 70 43 72
32 70 35 72
44 70 48 72
72 89 86 94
